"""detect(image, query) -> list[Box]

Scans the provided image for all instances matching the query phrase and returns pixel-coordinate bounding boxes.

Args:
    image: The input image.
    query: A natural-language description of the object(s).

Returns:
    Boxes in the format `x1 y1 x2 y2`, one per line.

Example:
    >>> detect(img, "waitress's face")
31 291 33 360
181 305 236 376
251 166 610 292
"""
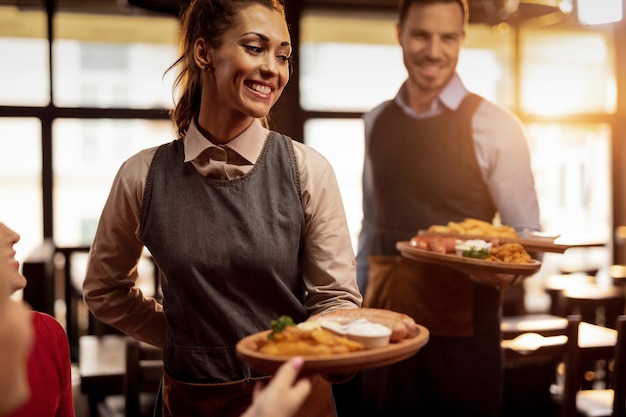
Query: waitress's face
205 4 291 121
0 222 33 415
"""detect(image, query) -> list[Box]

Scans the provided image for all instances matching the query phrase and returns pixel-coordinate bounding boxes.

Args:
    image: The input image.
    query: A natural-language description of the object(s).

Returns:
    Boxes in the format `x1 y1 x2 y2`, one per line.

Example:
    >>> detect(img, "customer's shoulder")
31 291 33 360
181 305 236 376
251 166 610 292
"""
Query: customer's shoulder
31 311 66 338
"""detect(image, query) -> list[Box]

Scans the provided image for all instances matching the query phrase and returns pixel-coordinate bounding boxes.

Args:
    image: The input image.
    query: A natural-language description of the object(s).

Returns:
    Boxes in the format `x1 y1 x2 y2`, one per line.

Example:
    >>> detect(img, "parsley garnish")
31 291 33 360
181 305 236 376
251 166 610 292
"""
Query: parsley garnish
268 315 295 340
462 247 490 259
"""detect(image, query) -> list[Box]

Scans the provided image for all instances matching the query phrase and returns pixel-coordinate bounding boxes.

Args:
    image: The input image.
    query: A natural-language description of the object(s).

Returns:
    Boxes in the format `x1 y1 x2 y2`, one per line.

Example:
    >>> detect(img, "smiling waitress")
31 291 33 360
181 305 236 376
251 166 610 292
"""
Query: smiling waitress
82 1 362 416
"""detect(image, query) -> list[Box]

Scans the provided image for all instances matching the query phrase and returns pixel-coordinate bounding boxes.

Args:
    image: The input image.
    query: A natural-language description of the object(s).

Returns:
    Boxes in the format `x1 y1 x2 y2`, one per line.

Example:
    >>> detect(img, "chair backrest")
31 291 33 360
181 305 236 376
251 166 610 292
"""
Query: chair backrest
611 315 626 417
124 339 163 417
501 314 581 417
568 315 626 417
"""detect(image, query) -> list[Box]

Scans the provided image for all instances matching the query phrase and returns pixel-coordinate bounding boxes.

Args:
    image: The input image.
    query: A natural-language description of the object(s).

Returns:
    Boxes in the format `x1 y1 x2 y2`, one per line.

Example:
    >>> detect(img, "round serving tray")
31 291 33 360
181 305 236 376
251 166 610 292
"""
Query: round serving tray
236 325 429 375
396 241 542 276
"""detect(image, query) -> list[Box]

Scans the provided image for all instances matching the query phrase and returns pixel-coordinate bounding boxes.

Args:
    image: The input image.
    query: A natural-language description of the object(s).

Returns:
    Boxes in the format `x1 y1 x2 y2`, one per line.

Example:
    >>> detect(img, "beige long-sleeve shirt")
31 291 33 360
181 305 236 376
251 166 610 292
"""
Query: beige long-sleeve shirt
83 119 362 348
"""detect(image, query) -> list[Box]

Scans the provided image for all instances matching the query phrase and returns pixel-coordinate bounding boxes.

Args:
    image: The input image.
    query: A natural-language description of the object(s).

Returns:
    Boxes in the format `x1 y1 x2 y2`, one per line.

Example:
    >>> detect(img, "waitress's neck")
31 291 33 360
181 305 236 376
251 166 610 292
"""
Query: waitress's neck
196 113 254 145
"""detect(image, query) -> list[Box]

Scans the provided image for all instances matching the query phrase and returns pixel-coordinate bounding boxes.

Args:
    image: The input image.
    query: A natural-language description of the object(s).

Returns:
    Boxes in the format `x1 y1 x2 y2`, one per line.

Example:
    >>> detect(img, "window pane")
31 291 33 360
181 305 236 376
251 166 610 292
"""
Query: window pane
527 123 611 242
457 25 515 108
520 28 616 114
0 118 43 263
300 11 404 112
300 10 515 111
301 42 405 112
525 123 611 279
0 7 49 106
52 12 179 109
53 118 176 246
304 119 364 252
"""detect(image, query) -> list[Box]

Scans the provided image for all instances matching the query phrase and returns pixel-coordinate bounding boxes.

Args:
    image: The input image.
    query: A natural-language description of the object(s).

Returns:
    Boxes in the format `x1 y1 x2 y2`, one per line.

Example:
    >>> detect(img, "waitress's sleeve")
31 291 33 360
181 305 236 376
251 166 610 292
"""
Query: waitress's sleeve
83 146 167 348
292 142 363 315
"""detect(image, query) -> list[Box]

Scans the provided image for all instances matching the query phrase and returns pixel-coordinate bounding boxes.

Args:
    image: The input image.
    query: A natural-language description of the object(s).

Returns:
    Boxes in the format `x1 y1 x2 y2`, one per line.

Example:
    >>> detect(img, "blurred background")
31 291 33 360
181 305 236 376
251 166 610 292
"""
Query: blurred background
1 0 625 313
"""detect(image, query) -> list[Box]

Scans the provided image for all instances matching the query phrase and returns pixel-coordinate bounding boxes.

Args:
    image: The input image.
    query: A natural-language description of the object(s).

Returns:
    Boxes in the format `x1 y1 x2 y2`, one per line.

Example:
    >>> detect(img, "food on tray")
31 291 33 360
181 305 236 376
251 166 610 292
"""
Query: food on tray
312 318 393 349
410 235 458 254
486 242 533 264
454 239 492 259
427 218 520 239
257 324 365 356
313 308 419 342
409 234 534 265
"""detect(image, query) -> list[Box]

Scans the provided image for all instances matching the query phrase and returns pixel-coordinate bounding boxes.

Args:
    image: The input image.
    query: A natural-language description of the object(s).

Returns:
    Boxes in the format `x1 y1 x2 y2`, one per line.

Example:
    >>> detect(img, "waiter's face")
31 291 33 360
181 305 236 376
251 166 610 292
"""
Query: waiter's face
397 2 465 95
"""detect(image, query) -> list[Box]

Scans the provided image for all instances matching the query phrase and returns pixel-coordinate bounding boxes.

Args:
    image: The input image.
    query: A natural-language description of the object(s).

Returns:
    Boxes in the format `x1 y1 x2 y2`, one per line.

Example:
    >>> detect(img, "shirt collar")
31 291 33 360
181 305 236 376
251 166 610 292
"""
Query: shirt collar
183 118 269 164
395 72 468 118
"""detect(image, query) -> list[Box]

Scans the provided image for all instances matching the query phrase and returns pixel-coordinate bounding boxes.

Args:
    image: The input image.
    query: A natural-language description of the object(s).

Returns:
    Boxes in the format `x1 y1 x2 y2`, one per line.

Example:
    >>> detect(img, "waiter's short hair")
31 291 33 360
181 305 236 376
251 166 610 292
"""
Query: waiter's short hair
398 0 469 27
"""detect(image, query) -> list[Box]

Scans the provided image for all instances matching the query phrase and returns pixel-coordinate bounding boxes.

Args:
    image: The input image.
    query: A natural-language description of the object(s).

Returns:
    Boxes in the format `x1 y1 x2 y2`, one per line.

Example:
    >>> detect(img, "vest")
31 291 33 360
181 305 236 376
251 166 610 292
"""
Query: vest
363 94 501 338
367 93 496 256
140 132 307 383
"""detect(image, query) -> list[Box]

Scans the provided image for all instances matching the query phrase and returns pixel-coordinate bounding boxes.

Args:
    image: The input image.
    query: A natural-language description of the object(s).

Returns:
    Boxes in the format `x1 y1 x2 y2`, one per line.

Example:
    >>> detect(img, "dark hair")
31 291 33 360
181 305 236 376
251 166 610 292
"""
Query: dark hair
166 0 287 137
398 0 469 27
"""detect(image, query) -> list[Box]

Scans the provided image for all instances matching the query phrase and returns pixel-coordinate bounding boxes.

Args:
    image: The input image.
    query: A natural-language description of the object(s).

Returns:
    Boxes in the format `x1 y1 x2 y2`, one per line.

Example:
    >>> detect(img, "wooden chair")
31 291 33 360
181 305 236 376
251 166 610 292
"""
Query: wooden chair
501 314 581 417
575 315 626 417
96 338 163 417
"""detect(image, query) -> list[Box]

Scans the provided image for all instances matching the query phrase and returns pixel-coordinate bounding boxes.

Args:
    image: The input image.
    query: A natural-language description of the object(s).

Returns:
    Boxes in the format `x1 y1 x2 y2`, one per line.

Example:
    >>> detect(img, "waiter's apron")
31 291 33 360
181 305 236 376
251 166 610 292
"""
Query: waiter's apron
364 255 474 337
162 370 336 417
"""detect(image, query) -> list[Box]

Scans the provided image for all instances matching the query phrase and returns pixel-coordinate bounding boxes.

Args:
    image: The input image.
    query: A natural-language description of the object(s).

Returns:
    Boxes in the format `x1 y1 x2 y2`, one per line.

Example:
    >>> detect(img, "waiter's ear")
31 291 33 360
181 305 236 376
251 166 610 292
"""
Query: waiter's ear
396 22 403 47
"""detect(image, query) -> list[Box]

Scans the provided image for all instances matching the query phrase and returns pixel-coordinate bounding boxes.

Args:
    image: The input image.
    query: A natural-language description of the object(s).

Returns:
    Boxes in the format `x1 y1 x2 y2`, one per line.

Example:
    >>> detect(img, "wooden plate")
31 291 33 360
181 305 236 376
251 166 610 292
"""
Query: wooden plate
396 241 542 276
236 325 429 375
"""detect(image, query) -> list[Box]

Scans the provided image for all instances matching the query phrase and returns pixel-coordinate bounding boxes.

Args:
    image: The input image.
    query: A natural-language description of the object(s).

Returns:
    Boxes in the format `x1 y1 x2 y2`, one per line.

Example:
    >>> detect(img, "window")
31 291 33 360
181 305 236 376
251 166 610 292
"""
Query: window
0 6 178 254
0 7 49 106
0 118 42 264
52 119 175 246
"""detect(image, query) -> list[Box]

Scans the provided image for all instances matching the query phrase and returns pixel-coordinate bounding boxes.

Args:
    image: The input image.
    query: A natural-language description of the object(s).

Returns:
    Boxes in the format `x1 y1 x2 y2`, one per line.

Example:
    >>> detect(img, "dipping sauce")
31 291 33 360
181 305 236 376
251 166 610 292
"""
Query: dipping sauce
319 318 392 349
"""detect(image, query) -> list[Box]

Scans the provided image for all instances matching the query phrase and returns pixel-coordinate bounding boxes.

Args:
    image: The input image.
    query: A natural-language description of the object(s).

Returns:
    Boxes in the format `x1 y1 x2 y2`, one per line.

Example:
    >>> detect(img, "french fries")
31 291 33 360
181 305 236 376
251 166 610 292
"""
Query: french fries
427 217 519 239
257 326 365 356
418 218 533 264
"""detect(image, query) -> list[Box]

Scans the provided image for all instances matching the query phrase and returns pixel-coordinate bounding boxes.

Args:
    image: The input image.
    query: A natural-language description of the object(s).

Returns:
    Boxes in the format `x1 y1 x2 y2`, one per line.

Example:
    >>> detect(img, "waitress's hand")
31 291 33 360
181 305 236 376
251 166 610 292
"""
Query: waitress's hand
241 357 312 417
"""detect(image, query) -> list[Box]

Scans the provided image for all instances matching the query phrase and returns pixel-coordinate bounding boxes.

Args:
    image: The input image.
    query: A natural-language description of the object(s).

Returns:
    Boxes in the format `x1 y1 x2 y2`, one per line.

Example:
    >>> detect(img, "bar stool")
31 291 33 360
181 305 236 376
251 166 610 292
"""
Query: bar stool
544 274 596 317
560 284 625 329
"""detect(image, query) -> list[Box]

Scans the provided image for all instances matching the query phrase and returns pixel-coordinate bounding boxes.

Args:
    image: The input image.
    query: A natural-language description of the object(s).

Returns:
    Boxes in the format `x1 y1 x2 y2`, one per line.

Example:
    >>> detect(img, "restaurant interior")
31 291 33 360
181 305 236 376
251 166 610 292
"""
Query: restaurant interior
2 0 626 416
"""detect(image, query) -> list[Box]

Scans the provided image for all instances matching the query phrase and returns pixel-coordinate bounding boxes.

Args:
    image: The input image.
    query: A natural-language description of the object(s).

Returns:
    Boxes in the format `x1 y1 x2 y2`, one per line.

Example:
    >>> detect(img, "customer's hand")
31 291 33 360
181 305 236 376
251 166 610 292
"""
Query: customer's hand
241 356 312 417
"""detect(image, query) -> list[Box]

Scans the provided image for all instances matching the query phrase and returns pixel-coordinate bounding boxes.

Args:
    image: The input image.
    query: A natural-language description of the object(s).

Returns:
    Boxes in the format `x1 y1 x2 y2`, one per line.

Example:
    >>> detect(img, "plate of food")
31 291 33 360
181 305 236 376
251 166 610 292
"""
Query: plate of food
396 240 542 276
420 218 601 253
236 310 430 375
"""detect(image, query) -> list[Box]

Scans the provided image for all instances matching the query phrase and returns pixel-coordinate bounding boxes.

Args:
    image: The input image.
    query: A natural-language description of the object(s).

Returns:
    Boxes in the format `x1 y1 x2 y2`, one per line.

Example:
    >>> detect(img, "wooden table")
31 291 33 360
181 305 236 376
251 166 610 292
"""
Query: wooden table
501 313 617 349
501 314 618 408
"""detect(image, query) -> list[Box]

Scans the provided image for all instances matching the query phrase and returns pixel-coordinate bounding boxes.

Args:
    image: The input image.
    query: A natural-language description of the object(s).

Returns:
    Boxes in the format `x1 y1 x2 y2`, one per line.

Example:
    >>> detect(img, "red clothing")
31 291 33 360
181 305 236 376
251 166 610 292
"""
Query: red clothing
7 312 75 417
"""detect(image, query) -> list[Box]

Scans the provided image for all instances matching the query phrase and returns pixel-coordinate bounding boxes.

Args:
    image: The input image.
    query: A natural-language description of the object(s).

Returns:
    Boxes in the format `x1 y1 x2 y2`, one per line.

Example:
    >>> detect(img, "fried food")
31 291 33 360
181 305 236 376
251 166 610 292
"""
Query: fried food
427 218 519 239
489 242 532 264
257 326 365 356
